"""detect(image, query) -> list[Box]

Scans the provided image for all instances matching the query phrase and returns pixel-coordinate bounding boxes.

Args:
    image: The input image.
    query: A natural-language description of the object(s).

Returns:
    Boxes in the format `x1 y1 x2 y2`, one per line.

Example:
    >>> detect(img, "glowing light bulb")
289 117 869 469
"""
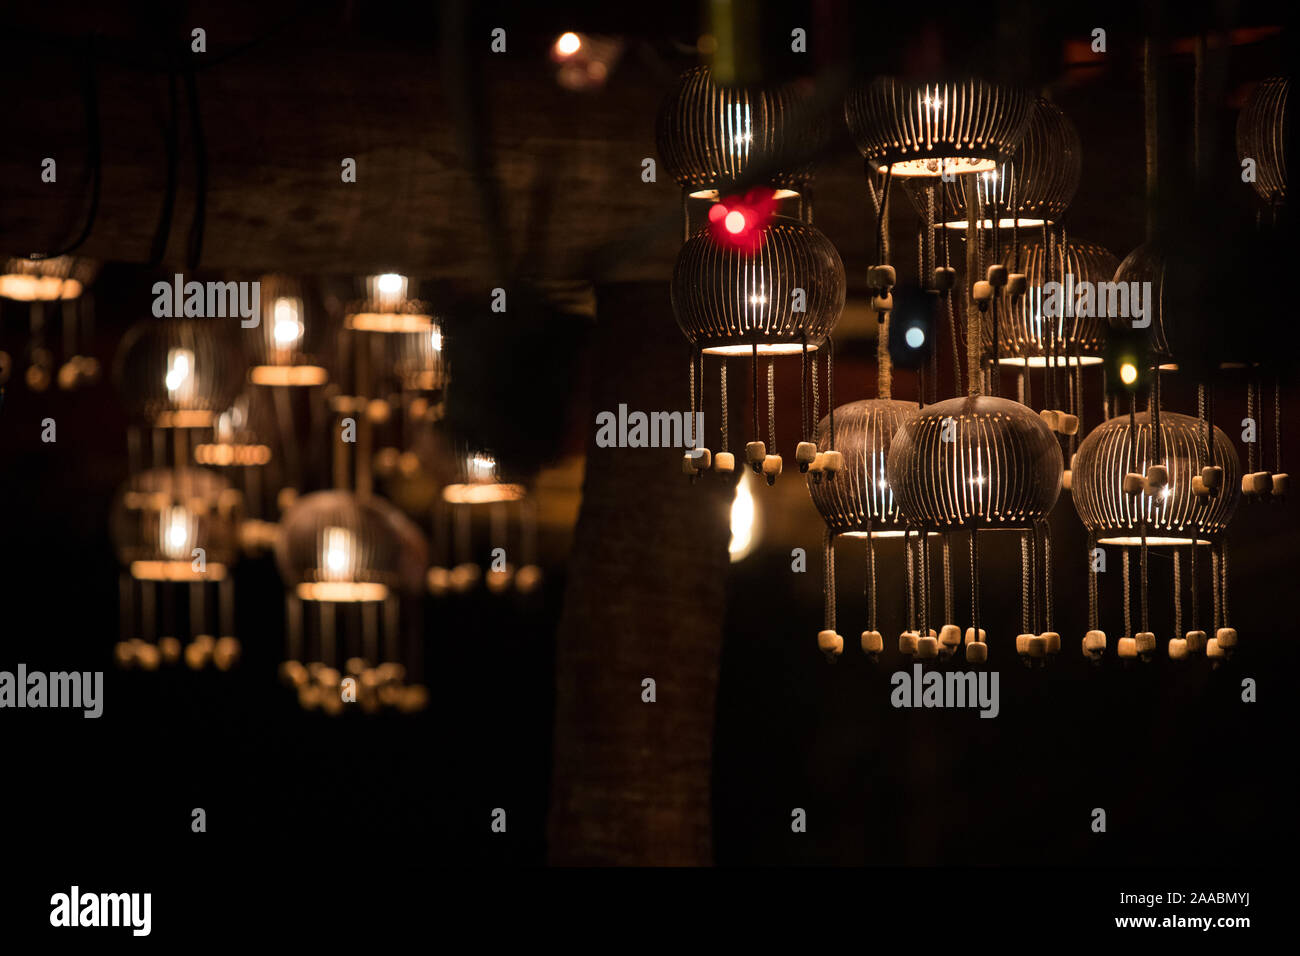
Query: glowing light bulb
555 32 581 57
377 273 404 295
905 327 926 349
729 472 758 561
1120 362 1138 385
724 210 747 234
272 297 304 347
322 527 355 581
165 348 193 395
162 507 191 559
430 329 443 352
468 453 497 483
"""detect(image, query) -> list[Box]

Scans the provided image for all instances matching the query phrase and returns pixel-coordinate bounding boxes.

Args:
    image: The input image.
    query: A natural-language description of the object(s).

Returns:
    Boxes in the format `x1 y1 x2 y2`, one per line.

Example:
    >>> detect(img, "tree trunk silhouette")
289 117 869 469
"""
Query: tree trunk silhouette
547 282 733 865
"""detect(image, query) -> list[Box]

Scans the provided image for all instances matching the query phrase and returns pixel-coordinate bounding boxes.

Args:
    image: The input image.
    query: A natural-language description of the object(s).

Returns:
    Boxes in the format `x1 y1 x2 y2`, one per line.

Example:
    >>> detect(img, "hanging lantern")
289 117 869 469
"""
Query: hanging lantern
1110 245 1174 368
924 98 1081 229
275 490 430 714
428 449 541 597
110 467 242 672
992 238 1119 367
114 317 246 429
886 395 1063 664
1235 76 1287 207
807 399 925 661
0 255 101 392
655 65 817 202
845 77 1032 180
1072 410 1241 663
248 274 329 387
670 216 845 483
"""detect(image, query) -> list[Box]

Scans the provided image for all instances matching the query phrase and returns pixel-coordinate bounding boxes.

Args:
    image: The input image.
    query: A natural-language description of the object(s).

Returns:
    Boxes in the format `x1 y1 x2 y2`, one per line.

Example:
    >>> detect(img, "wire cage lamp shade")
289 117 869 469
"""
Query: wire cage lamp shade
655 66 818 200
886 395 1063 528
1072 411 1240 546
1111 244 1173 365
114 317 246 428
991 237 1119 366
248 274 330 387
808 399 919 536
928 97 1081 228
343 273 438 335
844 77 1033 179
110 467 242 672
1236 76 1287 206
670 217 845 355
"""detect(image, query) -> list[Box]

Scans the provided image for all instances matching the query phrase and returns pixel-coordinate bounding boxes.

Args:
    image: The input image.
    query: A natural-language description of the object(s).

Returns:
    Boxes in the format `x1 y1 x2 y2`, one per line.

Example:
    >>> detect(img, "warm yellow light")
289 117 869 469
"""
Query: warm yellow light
555 32 581 56
165 348 194 398
729 472 759 562
272 297 304 346
1120 362 1138 385
724 210 746 234
376 273 404 295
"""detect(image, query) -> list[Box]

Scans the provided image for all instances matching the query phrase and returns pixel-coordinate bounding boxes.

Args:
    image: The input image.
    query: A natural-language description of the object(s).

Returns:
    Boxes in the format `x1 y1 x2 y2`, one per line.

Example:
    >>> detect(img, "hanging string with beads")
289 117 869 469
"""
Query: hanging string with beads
1122 548 1132 639
800 337 809 442
767 358 776 452
941 182 962 397
1087 532 1099 632
969 529 981 639
750 343 759 446
942 537 953 628
697 349 704 450
965 175 982 398
688 351 696 451
1211 546 1222 633
921 530 932 638
1246 376 1258 473
1020 531 1031 634
866 518 878 633
1274 378 1282 475
1173 548 1183 641
1189 543 1199 636
1220 537 1230 628
904 528 916 632
1043 519 1054 635
826 336 836 450
926 187 939 404
824 529 835 633
875 165 893 268
812 349 820 427
719 361 729 454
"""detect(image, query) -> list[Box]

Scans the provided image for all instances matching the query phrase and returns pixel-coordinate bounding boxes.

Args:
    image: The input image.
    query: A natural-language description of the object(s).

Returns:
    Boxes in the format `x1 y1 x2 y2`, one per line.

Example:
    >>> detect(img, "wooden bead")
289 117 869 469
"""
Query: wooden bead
1184 630 1206 653
1062 469 1072 491
1042 631 1061 654
871 292 893 313
515 564 543 594
745 441 766 465
158 636 181 664
427 566 451 596
714 451 735 473
1117 637 1138 658
113 641 134 667
681 453 697 475
1006 273 1027 296
933 266 956 291
1039 408 1061 430
762 454 783 485
822 450 843 476
1168 638 1188 660
1206 638 1225 659
807 452 825 478
868 264 896 289
1083 630 1106 657
964 627 986 645
1135 631 1156 655
795 441 817 466
1191 476 1210 496
939 624 962 648
1243 471 1272 495
1123 472 1145 496
986 264 1008 287
860 630 884 655
966 641 988 663
916 636 939 659
818 630 844 660
1145 464 1169 493
1015 633 1033 655
898 631 919 655
693 448 713 470
1058 413 1079 436
1215 627 1237 648
972 280 993 302
1027 635 1047 658
1272 473 1288 496
1201 465 1223 489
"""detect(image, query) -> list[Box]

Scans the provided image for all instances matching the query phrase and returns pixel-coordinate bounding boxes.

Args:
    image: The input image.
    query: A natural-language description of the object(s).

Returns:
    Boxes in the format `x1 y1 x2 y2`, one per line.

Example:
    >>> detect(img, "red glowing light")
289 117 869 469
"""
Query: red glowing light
706 189 777 254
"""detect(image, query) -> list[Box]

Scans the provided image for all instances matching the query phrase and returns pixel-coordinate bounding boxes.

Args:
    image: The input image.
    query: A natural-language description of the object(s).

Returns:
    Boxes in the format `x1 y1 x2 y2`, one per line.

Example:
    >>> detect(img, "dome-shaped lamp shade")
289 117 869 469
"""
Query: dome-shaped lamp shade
276 491 428 602
110 468 240 579
655 66 817 199
1072 411 1240 546
991 238 1119 366
0 255 99 302
930 97 1081 228
845 77 1032 179
114 318 246 427
808 399 920 536
344 273 437 334
671 217 845 355
248 275 330 386
886 396 1063 528
1111 244 1172 364
1236 76 1287 205
441 450 527 505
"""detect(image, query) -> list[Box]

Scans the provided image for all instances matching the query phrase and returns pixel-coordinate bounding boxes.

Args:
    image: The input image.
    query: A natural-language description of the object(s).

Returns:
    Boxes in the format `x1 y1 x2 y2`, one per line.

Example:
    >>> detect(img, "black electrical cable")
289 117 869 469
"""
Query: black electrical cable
146 70 182 268
183 61 208 270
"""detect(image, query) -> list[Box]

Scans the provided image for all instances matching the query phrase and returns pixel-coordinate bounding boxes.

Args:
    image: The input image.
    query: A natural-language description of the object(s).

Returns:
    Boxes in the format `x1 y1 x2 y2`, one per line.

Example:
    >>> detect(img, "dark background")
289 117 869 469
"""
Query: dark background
0 0 1294 936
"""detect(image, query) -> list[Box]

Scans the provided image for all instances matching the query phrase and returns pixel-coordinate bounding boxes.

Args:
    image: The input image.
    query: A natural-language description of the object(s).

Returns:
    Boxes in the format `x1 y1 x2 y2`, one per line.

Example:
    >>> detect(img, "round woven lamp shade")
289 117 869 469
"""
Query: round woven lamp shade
110 467 239 576
808 400 920 536
671 217 845 355
845 77 1032 179
990 238 1119 366
886 396 1063 528
1111 244 1173 365
114 318 247 428
1072 411 1240 546
927 97 1081 228
655 66 817 199
275 491 428 603
247 274 330 387
1236 76 1287 205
